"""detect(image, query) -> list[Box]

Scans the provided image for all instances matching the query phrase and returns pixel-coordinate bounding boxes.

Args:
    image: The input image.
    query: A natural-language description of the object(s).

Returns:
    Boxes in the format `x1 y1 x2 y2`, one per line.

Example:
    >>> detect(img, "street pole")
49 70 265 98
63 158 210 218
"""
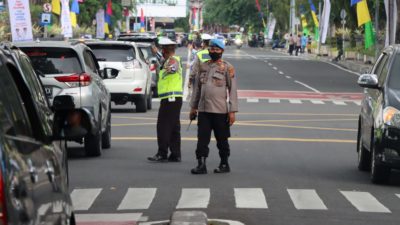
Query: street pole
290 0 296 34
317 0 322 55
389 0 395 44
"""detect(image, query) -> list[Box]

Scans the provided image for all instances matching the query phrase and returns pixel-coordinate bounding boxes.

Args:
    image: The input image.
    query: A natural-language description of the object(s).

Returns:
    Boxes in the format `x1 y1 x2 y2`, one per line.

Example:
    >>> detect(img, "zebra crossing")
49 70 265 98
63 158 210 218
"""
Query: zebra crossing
70 187 399 214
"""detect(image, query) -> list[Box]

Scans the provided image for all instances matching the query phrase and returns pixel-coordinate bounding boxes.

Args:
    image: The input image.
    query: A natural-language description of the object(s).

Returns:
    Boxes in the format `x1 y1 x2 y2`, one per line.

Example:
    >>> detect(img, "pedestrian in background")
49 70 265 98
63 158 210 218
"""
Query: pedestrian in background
307 35 312 54
301 33 307 53
295 34 301 56
190 39 238 174
288 34 294 56
188 33 212 89
148 38 183 163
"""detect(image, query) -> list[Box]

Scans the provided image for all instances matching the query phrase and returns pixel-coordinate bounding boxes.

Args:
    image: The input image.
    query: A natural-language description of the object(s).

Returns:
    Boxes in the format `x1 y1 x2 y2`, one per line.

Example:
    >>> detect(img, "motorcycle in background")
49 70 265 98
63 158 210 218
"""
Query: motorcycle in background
234 38 243 49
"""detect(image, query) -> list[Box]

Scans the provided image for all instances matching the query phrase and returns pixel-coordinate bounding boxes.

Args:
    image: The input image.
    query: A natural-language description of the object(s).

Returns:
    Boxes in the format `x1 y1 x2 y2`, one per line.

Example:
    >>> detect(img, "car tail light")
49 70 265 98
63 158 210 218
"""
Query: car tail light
55 73 91 87
150 64 156 71
0 170 7 225
123 59 142 69
134 88 142 92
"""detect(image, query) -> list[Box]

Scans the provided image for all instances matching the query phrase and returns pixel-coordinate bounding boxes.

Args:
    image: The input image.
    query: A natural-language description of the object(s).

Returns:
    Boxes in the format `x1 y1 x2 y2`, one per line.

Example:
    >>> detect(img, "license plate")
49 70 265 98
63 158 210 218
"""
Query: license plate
44 87 52 98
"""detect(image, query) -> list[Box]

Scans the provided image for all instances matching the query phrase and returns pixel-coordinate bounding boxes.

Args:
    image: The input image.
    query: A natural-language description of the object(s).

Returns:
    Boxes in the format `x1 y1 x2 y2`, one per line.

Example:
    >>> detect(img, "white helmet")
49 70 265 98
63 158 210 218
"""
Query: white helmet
201 34 212 40
158 37 177 45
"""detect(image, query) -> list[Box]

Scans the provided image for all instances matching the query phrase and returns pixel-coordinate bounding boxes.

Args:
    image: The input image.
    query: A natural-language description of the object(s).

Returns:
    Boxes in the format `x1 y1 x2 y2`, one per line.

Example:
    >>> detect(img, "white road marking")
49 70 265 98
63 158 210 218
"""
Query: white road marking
321 60 361 76
310 100 325 104
294 80 321 93
264 60 268 63
176 188 210 209
268 99 281 103
288 189 328 210
247 98 259 103
396 194 400 198
71 188 102 211
75 213 143 222
117 188 157 210
341 191 391 213
285 76 292 79
332 100 347 105
289 99 302 104
234 188 268 209
279 71 284 75
353 100 362 106
273 67 278 70
268 63 273 66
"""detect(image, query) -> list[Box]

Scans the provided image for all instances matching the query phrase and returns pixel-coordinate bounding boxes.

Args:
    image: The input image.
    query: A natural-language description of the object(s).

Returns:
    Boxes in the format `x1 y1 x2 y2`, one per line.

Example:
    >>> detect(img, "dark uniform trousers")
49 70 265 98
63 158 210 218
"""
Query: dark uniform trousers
157 97 183 158
196 112 231 159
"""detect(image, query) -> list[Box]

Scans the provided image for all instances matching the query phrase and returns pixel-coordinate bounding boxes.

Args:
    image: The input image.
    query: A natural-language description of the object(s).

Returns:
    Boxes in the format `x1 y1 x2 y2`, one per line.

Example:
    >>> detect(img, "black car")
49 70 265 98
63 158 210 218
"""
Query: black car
0 45 78 224
357 46 400 183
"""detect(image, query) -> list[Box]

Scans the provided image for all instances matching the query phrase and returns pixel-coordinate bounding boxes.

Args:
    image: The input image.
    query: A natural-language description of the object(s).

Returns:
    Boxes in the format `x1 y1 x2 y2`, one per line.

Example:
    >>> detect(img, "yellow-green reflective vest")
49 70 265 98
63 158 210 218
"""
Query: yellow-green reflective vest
157 56 183 99
196 49 211 62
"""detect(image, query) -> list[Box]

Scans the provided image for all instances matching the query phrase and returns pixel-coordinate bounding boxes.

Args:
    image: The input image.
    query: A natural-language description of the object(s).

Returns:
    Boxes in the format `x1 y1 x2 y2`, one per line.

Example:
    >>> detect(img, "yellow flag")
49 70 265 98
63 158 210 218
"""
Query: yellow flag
51 0 61 15
356 0 371 27
70 12 77 27
104 23 110 34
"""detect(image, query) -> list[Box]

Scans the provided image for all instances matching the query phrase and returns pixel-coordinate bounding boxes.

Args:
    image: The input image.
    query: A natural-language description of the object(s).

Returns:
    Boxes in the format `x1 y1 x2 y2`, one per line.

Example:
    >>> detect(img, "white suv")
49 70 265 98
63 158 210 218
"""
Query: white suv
86 41 152 112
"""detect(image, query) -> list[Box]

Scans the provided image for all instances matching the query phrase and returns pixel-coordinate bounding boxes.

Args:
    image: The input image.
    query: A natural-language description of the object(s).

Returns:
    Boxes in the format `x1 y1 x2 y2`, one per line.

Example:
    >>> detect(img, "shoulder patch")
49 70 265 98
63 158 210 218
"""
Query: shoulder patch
167 58 177 65
228 65 235 78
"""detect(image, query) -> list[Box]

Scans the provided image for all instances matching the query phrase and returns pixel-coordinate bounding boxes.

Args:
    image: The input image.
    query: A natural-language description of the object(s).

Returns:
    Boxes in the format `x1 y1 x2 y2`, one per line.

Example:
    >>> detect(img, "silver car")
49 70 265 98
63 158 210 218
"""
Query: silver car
16 41 112 157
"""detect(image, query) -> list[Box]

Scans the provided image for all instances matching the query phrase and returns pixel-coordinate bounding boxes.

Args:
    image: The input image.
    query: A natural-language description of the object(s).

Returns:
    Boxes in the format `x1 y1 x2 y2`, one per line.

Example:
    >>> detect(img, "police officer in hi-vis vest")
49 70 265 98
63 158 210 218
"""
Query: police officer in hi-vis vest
190 39 239 174
148 38 183 162
188 33 212 88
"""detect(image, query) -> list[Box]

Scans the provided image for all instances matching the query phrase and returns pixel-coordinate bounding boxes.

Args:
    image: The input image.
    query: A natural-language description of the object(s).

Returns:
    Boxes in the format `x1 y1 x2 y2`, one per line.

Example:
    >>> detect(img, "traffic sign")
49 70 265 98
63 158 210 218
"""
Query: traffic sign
43 3 52 13
41 13 52 26
340 9 347 20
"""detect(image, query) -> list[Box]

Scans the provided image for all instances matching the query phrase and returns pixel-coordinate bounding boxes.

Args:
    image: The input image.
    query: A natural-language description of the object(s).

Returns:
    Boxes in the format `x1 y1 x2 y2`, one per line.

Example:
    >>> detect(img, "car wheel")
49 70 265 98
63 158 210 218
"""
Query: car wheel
84 114 102 157
147 90 152 110
357 122 371 171
371 141 391 184
102 109 111 149
136 94 148 113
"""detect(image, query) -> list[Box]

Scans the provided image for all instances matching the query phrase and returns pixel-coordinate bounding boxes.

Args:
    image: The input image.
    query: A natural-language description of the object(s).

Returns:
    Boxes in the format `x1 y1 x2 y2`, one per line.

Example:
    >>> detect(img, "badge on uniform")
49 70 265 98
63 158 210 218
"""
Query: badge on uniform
168 97 176 102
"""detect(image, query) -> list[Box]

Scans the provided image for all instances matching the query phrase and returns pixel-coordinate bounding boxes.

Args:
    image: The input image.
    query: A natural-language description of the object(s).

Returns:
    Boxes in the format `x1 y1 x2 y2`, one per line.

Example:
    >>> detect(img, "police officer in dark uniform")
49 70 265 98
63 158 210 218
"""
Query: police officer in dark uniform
189 39 239 174
148 38 183 162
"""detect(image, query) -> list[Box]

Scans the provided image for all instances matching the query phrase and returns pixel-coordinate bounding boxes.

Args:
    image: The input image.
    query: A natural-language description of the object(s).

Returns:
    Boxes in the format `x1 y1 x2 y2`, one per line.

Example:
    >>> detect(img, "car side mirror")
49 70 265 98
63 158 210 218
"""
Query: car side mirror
358 74 379 89
102 68 119 79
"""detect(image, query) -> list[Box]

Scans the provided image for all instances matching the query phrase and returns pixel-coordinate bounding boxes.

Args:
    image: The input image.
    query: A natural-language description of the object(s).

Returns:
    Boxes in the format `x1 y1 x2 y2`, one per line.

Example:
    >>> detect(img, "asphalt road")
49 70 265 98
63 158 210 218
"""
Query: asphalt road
69 46 400 225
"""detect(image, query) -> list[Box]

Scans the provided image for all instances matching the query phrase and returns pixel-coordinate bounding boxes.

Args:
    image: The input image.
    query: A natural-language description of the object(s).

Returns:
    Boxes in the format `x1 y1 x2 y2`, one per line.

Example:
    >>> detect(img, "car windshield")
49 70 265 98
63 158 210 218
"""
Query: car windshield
89 45 135 62
22 47 83 75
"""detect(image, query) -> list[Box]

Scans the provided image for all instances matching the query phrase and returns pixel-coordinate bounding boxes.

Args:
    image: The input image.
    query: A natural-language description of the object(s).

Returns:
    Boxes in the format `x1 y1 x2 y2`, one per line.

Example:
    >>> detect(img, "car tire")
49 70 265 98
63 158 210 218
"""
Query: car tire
84 114 102 157
147 91 152 110
357 122 371 171
102 109 111 149
136 94 148 113
371 140 391 184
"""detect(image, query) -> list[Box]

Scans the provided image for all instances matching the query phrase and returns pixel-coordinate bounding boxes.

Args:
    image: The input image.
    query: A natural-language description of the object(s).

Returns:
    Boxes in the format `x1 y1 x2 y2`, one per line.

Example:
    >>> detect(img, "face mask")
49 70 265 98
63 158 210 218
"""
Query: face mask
209 52 222 61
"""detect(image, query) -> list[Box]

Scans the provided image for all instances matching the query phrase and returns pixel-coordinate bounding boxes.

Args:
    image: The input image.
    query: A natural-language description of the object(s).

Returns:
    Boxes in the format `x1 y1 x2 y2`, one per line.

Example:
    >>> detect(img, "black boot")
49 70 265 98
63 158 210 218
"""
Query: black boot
214 158 230 173
191 157 207 174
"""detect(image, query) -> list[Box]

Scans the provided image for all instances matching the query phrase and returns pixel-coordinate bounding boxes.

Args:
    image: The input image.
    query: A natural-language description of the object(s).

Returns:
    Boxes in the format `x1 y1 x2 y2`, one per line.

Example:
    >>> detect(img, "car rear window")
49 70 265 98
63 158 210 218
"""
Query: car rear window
22 47 83 75
89 45 135 62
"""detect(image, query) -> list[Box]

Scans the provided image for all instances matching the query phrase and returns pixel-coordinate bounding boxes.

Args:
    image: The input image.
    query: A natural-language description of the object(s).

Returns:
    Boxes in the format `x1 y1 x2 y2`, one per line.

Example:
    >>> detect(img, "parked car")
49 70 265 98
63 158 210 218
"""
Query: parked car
118 32 158 46
357 46 400 183
0 45 76 224
86 41 153 112
162 29 176 42
15 41 112 157
136 42 160 98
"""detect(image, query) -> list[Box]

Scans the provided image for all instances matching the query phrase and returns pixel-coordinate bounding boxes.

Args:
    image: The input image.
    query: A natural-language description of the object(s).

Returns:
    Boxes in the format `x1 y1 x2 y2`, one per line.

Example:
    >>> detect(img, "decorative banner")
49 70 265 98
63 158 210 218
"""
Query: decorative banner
267 18 276 40
96 9 105 38
61 0 73 38
8 0 33 42
52 0 61 15
136 0 186 18
320 0 331 44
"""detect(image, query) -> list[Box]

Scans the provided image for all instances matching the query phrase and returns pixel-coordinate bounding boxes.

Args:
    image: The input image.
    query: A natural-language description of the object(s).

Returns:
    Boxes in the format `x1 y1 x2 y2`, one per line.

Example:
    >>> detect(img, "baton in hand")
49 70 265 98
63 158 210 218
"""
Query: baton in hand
187 113 197 131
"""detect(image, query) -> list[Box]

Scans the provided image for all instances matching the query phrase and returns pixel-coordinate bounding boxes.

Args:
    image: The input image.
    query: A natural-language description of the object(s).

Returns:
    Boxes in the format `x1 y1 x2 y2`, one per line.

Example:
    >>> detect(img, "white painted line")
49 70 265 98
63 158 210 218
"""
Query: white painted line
332 100 347 105
71 188 102 211
268 63 273 66
264 60 268 63
294 80 321 93
268 99 281 103
321 60 361 76
176 188 210 209
310 100 325 104
75 213 143 222
273 67 278 70
247 98 259 103
279 71 284 75
288 189 328 210
117 188 157 210
341 191 391 213
396 194 400 198
234 188 268 209
353 100 361 106
285 76 292 79
209 219 246 225
289 99 302 104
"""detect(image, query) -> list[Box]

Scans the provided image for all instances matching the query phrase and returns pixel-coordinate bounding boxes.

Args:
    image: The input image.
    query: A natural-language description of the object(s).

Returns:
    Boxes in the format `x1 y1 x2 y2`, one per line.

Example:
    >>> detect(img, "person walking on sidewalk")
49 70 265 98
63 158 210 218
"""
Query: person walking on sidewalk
189 39 239 174
288 34 295 56
301 33 307 53
307 35 312 54
295 34 302 56
148 38 183 163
